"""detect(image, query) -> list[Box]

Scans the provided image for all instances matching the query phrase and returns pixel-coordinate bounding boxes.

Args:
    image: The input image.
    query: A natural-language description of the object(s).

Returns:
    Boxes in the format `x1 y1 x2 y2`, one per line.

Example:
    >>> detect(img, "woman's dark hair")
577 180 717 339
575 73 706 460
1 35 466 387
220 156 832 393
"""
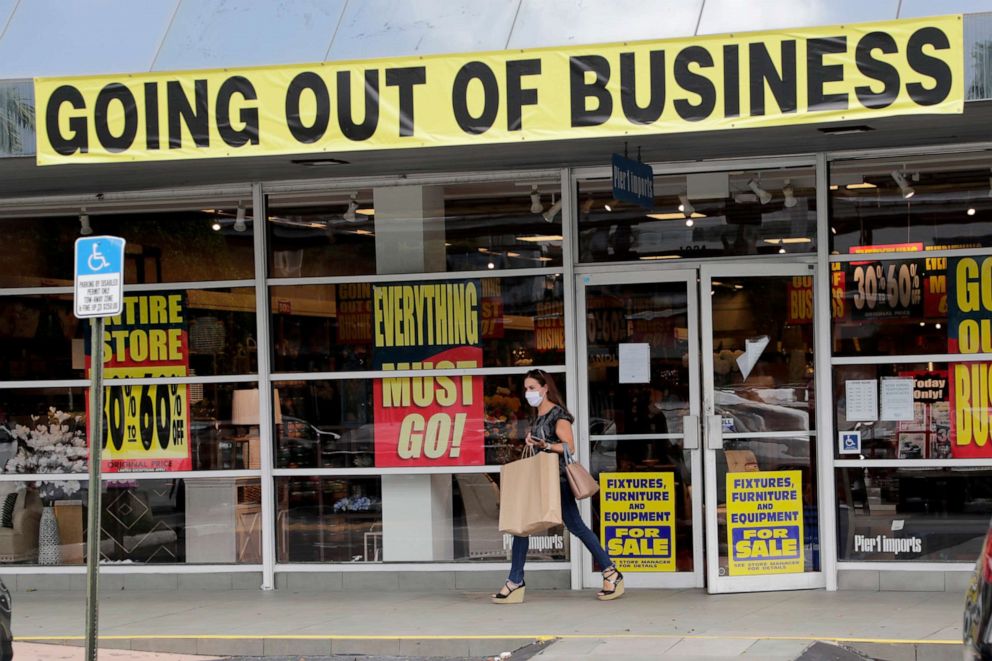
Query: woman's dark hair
525 369 570 415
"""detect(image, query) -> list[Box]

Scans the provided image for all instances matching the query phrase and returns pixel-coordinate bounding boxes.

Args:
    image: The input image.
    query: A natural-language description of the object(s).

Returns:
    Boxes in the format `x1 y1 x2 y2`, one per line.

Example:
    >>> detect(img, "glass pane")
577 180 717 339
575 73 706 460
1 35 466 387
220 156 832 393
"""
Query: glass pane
270 275 564 373
590 441 694 572
578 167 816 263
0 289 257 382
584 281 690 435
830 152 992 253
711 276 815 433
266 181 563 278
276 475 568 564
0 477 261 566
0 207 256 287
274 374 568 469
837 467 991 562
0 385 277 473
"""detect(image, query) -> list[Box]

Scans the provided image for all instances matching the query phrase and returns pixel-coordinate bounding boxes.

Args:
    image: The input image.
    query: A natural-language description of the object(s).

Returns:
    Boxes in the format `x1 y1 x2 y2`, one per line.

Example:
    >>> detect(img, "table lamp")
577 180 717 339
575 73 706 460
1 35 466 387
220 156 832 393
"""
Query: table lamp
231 389 282 470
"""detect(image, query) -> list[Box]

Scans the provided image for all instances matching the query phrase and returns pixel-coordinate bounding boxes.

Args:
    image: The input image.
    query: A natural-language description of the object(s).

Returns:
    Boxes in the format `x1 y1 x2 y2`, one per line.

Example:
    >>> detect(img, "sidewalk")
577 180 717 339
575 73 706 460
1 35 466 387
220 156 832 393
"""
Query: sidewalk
10 587 966 659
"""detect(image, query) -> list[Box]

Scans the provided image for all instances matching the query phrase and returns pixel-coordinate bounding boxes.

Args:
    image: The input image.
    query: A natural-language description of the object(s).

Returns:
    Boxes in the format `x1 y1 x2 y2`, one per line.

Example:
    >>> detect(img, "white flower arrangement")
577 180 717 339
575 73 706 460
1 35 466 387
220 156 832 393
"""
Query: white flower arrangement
2 407 86 503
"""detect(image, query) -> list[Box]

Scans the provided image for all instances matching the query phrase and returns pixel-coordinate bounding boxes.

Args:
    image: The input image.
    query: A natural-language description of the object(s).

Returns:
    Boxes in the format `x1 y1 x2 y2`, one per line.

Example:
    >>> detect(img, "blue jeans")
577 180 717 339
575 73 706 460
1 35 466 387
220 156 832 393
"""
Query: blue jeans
508 481 614 584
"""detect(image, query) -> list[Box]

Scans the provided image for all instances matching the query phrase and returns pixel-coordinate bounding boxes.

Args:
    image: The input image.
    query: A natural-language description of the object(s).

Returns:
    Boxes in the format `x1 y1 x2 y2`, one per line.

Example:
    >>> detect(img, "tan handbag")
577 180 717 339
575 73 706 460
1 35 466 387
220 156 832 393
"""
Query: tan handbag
563 444 599 500
498 446 563 535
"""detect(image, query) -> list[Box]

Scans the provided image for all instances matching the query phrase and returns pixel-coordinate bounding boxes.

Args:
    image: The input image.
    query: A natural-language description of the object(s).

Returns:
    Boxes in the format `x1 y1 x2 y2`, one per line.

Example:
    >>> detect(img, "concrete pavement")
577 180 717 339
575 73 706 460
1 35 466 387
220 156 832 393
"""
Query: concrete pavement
8 586 967 659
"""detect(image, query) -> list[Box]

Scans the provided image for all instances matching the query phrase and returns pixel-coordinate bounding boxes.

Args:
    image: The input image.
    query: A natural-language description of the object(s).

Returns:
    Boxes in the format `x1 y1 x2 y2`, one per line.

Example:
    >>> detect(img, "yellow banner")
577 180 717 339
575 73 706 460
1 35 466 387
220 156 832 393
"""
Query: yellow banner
36 16 963 165
726 470 804 576
600 473 676 572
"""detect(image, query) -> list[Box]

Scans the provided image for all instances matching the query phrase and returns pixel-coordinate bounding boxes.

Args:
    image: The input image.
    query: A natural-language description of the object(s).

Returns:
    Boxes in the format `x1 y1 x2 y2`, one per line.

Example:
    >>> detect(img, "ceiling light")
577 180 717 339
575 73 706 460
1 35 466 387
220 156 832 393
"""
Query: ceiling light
748 179 772 205
343 193 359 222
487 262 495 269
79 209 92 236
891 171 915 199
968 208 976 216
647 212 706 221
537 256 553 261
831 226 837 234
233 203 247 232
542 199 563 223
778 247 786 254
517 234 563 242
846 182 877 189
678 194 695 216
211 221 221 231
639 254 682 260
762 237 812 245
685 219 694 227
829 185 839 191
782 180 797 208
356 207 375 216
507 251 520 257
936 323 942 329
530 185 543 214
604 200 614 212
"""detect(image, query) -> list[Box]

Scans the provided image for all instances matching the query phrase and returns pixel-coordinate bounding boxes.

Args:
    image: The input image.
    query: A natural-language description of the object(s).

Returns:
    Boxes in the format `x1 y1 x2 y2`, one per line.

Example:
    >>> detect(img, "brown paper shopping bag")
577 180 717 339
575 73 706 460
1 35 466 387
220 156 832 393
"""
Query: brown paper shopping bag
498 447 562 536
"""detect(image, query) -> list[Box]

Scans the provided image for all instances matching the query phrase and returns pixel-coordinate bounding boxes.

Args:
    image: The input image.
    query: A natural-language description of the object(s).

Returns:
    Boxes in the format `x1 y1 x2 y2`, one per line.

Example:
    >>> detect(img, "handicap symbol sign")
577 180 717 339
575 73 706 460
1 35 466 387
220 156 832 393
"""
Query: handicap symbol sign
74 236 126 319
839 431 861 455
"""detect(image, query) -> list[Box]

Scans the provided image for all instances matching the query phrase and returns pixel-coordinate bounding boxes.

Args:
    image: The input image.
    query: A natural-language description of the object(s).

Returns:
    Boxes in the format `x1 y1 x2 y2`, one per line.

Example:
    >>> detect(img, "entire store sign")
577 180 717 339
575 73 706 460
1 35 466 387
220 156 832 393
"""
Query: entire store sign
946 257 992 458
85 292 193 471
371 281 485 467
34 16 963 165
600 473 677 572
726 471 804 576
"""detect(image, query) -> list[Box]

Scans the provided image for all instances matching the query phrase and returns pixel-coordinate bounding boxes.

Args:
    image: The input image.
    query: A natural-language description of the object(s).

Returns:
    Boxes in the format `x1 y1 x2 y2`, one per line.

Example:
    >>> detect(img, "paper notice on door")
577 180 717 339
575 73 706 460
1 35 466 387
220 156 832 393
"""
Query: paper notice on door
736 335 769 381
619 343 650 383
880 377 915 421
845 379 878 422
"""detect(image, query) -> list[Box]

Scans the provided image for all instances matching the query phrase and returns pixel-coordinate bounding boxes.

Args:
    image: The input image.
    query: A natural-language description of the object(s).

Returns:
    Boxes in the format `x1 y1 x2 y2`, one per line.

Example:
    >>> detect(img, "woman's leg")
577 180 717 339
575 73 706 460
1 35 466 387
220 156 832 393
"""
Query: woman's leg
508 535 529 585
558 482 614 571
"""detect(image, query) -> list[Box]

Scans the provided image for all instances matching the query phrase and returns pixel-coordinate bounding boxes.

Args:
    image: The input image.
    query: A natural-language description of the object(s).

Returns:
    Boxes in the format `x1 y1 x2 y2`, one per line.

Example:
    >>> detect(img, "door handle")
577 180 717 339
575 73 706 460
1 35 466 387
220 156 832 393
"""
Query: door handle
683 415 699 450
706 414 724 450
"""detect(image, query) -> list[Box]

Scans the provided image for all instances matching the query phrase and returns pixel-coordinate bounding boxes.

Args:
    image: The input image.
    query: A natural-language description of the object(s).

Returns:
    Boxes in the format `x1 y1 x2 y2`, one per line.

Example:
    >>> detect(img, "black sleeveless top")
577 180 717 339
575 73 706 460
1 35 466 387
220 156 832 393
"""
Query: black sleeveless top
532 405 574 482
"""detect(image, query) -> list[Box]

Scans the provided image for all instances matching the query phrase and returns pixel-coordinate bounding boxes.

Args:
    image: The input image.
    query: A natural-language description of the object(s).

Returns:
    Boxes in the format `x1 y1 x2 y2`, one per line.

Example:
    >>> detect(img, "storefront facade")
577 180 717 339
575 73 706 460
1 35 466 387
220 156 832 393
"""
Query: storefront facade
0 4 991 593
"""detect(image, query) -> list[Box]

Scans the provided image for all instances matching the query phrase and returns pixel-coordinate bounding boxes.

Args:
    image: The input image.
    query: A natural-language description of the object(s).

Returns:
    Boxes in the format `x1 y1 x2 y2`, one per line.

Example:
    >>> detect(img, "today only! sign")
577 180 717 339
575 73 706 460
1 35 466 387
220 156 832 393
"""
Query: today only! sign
34 15 962 165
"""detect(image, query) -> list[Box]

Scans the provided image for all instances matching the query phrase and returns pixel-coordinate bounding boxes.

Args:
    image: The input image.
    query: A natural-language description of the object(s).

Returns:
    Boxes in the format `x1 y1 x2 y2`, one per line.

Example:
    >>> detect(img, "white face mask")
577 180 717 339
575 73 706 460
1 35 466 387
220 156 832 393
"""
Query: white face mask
525 391 544 407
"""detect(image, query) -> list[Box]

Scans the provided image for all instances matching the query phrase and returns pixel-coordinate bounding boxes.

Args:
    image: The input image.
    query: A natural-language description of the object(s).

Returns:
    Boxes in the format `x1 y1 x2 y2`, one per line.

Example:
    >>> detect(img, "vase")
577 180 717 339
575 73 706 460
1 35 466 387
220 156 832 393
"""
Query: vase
37 505 63 565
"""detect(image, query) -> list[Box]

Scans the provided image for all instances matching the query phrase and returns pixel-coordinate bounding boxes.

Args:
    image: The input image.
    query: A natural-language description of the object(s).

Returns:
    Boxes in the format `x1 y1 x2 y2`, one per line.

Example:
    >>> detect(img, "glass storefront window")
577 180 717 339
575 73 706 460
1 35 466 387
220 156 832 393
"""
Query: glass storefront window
0 384 280 473
577 166 816 262
837 467 991 563
270 275 565 373
266 181 564 278
0 289 258 381
0 477 261 566
830 152 992 253
0 206 256 288
274 374 568 469
276 475 568 564
832 361 992 461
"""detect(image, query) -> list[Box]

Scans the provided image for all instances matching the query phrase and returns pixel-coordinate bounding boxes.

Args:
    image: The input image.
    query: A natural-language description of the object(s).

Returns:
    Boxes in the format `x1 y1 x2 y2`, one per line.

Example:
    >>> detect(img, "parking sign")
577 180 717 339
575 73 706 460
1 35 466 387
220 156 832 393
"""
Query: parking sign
74 236 125 319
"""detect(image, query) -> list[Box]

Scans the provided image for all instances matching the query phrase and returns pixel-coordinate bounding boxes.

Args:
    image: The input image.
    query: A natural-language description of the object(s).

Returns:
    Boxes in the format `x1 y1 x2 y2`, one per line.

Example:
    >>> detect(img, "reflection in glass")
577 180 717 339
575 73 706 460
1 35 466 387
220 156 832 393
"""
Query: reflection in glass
270 275 565 373
267 182 563 278
833 363 957 460
578 168 816 262
274 374 568 469
276 475 567 563
0 477 261 566
711 277 815 432
836 467 992 562
0 289 258 381
0 208 255 288
830 152 992 253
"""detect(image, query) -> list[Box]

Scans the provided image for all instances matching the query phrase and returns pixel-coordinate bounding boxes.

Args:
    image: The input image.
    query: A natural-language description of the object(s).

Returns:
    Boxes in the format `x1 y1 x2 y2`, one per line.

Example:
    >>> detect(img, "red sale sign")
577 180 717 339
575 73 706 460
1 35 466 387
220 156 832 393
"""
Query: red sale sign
372 281 485 467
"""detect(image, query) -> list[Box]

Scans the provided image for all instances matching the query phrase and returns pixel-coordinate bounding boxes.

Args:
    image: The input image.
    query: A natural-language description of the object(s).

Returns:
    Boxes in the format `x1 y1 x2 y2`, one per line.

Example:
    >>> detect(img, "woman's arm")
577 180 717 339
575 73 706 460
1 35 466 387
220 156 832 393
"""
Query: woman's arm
543 418 574 455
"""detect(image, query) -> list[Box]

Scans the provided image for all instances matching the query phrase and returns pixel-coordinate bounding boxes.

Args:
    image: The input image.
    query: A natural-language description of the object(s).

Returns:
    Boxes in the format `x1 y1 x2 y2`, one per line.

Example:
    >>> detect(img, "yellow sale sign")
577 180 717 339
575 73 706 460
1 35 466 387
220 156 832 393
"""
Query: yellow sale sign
726 470 804 576
600 473 676 572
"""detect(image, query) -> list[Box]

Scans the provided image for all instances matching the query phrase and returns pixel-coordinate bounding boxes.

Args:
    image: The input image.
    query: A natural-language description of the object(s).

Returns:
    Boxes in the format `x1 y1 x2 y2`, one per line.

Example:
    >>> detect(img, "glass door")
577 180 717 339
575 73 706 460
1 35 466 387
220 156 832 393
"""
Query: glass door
701 264 823 593
577 270 703 588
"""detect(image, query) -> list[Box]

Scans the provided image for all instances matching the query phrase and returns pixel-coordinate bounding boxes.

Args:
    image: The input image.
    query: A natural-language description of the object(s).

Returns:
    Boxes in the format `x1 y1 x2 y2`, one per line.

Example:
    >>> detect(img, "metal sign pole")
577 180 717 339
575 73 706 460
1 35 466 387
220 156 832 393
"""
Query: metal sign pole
85 316 105 661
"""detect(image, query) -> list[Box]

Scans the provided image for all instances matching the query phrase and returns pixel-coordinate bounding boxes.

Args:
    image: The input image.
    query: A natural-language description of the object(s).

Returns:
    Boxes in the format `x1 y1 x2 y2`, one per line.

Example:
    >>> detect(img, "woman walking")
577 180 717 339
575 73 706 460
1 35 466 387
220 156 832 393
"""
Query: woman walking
491 369 624 604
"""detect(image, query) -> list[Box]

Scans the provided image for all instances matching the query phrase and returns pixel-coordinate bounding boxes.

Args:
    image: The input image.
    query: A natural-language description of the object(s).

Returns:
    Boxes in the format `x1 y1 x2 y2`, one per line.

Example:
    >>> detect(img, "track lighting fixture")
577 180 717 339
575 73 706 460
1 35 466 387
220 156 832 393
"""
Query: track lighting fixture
678 194 695 217
530 185 543 214
79 209 93 236
782 180 797 208
234 202 247 232
343 193 359 222
891 171 915 199
748 179 772 205
542 199 563 223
